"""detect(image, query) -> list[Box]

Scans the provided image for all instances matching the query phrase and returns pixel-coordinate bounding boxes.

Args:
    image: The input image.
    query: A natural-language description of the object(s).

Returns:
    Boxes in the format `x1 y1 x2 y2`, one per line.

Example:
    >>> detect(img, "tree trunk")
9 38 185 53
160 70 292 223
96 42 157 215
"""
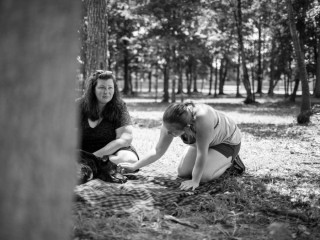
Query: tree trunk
0 1 79 240
289 68 300 102
219 58 228 95
163 64 170 102
122 44 131 95
155 65 159 102
214 58 219 97
235 0 254 103
256 18 263 94
80 3 88 81
186 61 192 94
177 65 184 94
268 37 276 96
236 53 241 97
171 77 176 103
315 34 320 98
193 63 198 92
286 0 311 123
148 71 152 92
208 64 213 95
84 0 108 77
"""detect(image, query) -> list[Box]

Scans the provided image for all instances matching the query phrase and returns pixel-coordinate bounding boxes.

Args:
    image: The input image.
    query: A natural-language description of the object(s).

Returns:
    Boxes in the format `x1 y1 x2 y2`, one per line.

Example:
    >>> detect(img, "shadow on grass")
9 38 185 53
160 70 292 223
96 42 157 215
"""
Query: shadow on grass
72 167 320 240
134 171 320 239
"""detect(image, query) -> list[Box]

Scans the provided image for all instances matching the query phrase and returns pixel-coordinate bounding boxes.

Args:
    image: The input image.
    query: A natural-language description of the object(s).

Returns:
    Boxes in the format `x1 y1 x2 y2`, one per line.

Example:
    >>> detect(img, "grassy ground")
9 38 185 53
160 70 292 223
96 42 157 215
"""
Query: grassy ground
73 95 320 240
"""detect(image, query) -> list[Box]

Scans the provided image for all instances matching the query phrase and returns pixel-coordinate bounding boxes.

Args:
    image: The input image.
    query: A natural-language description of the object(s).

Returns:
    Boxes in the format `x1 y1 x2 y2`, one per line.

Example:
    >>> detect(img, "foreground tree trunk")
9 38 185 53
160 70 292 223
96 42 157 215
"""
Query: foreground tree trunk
286 0 311 123
0 1 79 239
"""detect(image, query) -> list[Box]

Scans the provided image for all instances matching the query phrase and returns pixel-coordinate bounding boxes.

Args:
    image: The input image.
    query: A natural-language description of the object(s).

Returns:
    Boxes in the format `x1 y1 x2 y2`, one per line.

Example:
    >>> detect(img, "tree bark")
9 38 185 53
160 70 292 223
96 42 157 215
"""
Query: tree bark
236 52 241 97
315 34 320 97
219 58 228 95
256 18 263 94
122 41 132 95
84 0 108 77
286 0 311 123
289 68 300 102
235 0 254 103
163 64 170 102
214 58 219 97
177 62 184 94
268 37 276 96
208 64 213 95
193 62 198 93
0 1 79 240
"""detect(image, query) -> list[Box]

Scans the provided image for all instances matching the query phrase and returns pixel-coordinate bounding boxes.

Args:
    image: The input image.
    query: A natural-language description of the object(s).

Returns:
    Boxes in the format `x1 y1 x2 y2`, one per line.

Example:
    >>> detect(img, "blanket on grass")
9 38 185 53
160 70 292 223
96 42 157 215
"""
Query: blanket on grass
73 170 239 218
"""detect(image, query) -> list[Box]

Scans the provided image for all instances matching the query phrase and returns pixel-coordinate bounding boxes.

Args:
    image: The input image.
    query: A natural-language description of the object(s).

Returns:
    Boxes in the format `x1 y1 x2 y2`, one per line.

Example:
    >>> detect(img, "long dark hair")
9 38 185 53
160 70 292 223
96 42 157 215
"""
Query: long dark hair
162 102 194 129
79 70 126 122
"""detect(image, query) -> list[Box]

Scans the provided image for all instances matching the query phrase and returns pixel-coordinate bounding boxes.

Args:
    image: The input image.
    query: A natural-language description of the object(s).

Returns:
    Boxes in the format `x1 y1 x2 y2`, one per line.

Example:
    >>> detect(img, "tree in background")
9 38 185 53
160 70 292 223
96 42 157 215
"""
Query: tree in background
232 0 255 103
82 0 109 79
308 2 320 97
78 0 320 104
286 0 311 123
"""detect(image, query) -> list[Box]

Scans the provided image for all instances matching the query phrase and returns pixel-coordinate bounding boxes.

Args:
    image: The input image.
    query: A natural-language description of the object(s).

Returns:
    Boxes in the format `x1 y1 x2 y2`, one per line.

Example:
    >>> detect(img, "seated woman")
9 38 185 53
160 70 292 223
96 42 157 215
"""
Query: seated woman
119 102 245 191
77 70 139 165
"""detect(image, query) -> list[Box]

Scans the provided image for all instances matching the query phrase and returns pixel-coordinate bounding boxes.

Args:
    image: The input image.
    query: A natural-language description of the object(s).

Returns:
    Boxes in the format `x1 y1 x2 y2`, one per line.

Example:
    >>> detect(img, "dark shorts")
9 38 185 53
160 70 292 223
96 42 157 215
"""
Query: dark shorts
209 142 241 161
113 145 140 160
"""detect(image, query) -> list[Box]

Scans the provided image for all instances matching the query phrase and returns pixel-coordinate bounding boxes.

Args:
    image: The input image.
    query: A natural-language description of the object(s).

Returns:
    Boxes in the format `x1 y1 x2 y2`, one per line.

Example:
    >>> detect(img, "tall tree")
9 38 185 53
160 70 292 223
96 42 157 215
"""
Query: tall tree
83 0 109 78
313 1 320 97
315 34 320 97
0 1 79 239
286 0 311 123
233 0 255 103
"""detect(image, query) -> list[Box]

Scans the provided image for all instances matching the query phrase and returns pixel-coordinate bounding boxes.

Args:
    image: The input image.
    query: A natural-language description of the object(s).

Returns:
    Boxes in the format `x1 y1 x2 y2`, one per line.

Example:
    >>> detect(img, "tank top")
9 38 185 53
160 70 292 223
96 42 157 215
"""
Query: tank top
180 104 241 146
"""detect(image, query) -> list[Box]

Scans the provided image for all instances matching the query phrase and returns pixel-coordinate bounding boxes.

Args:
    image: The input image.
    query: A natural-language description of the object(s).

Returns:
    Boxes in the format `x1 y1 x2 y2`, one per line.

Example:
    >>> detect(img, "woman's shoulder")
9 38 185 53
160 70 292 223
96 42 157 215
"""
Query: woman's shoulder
193 103 214 118
193 104 218 129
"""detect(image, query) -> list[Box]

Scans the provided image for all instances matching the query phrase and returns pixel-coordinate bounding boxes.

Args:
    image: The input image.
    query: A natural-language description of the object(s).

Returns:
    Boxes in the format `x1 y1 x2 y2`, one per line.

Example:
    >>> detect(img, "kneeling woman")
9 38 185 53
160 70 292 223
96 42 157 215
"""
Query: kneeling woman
119 102 244 191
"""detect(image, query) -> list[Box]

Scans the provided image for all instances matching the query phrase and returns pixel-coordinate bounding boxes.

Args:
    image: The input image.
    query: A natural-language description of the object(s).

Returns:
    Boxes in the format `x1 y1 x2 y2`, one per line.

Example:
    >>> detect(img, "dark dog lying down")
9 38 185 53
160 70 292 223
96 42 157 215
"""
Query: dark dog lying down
77 150 127 184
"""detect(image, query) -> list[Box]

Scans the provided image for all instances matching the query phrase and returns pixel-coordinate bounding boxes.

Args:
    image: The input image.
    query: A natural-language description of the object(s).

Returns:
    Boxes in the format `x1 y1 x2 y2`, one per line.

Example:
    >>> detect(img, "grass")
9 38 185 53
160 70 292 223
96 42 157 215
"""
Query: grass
73 95 320 240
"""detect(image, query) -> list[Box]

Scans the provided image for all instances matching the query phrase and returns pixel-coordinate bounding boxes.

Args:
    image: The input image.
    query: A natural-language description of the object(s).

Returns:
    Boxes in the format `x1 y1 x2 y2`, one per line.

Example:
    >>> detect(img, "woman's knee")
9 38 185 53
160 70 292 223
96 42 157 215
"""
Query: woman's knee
177 165 192 178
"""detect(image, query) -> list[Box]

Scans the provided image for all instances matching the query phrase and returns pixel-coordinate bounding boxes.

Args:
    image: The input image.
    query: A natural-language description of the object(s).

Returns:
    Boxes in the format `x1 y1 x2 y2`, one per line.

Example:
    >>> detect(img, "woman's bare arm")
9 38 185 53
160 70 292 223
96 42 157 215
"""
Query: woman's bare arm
93 125 133 157
119 125 173 171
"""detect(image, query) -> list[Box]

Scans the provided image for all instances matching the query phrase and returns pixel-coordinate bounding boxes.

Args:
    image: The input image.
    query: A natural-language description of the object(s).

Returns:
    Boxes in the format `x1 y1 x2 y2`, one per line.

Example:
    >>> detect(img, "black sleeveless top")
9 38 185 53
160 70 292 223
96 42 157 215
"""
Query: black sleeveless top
79 104 132 153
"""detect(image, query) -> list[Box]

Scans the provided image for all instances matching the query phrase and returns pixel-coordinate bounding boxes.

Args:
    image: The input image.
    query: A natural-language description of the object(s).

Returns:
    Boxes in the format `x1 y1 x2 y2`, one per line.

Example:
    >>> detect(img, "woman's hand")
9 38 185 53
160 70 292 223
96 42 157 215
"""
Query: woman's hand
179 180 199 191
118 162 137 173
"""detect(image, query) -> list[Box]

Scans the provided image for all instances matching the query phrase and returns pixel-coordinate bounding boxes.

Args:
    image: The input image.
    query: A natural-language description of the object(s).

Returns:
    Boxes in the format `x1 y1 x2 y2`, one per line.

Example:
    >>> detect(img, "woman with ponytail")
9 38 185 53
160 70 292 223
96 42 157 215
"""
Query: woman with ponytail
119 102 244 190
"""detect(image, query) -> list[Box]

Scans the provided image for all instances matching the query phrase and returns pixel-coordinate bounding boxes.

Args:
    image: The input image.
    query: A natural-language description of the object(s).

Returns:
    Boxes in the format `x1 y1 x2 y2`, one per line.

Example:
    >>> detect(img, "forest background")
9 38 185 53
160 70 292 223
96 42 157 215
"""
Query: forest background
78 0 320 123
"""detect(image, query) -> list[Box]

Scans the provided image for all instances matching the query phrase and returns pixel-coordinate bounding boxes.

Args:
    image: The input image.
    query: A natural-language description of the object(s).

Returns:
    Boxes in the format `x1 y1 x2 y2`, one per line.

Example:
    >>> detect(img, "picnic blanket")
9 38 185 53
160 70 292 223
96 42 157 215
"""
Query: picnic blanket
73 170 239 218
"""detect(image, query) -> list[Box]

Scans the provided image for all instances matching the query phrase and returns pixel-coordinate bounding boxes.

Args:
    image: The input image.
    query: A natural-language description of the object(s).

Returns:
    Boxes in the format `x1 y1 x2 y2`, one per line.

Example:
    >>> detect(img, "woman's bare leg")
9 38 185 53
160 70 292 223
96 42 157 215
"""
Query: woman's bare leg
178 147 232 182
